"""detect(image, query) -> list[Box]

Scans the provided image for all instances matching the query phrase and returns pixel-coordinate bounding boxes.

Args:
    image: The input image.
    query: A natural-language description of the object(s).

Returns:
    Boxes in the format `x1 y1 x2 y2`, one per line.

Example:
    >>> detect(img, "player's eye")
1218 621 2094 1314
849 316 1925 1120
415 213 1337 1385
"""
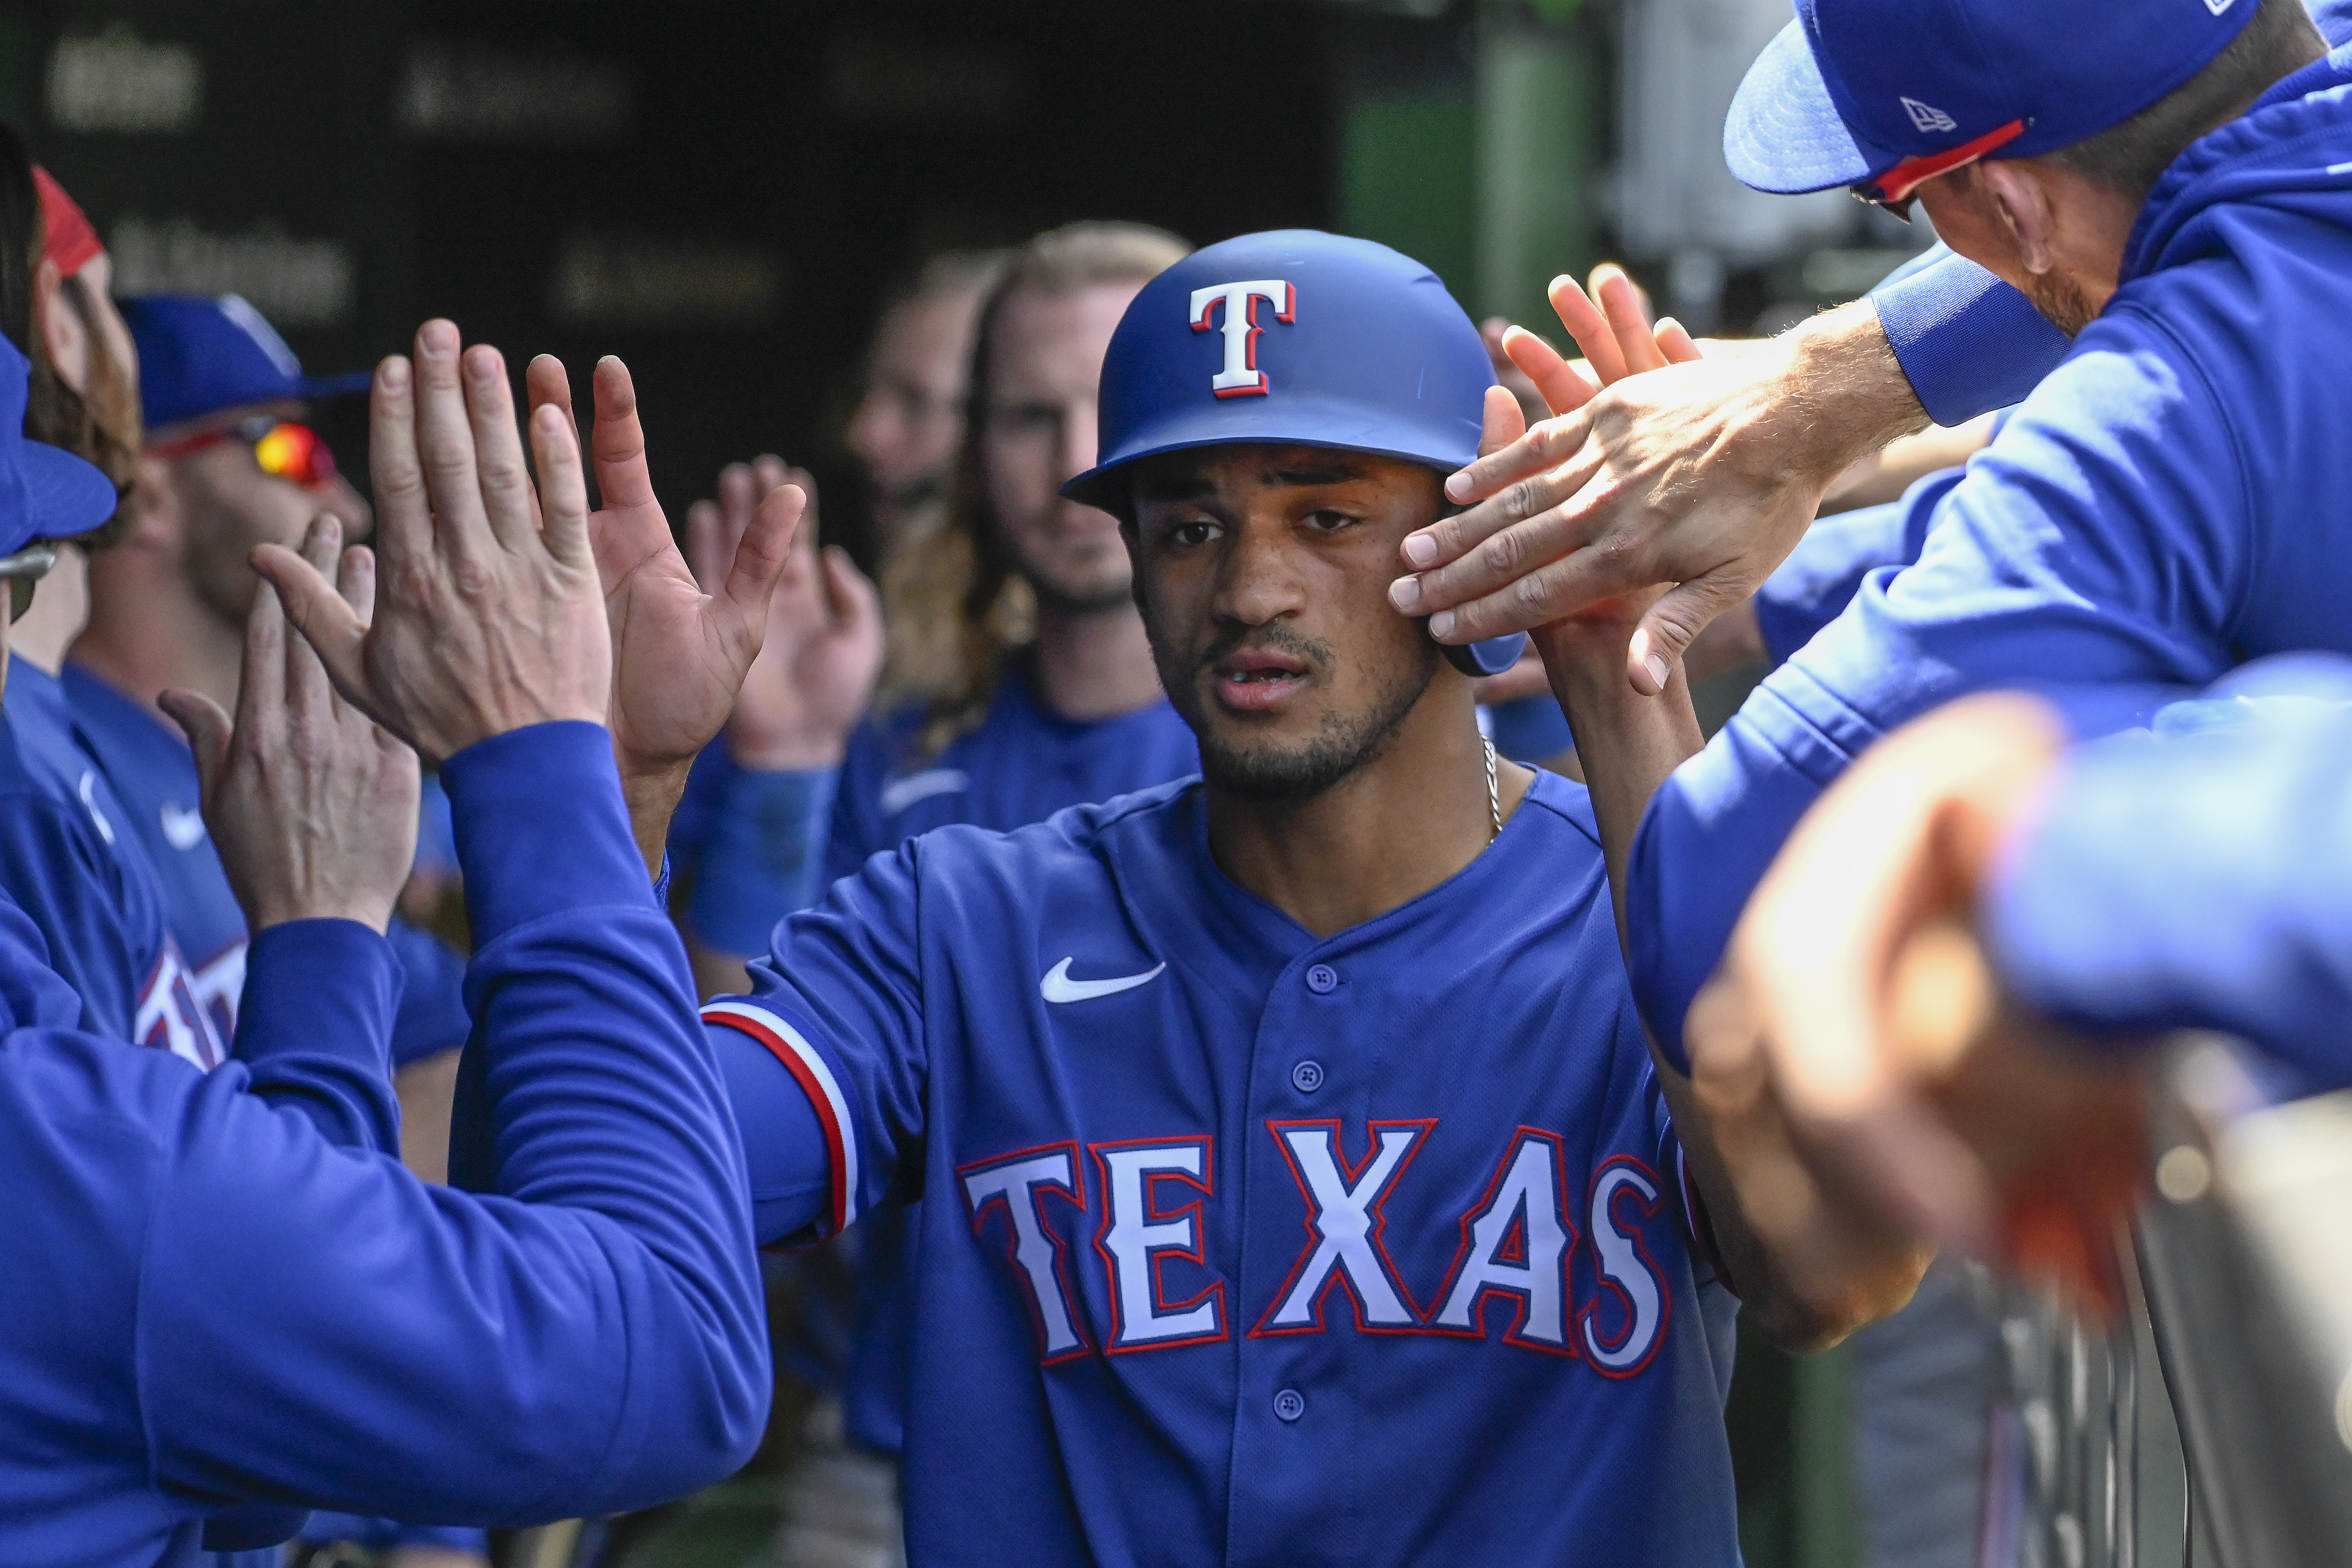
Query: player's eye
1167 517 1223 548
1301 508 1358 534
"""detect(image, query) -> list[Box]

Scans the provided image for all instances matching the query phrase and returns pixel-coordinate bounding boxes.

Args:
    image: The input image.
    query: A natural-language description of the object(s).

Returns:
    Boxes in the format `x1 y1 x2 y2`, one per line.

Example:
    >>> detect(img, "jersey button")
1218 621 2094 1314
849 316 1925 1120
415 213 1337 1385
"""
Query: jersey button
1272 1387 1307 1423
1291 1060 1325 1094
1305 963 1339 995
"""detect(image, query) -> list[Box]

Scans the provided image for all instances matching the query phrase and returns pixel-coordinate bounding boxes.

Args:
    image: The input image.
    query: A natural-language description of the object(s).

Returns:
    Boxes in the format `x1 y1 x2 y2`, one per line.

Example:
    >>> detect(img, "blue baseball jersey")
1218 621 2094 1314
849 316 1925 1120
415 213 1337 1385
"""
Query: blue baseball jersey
61 665 469 1067
0 721 767 1566
0 656 218 1067
706 771 1741 1567
683 664 1203 1455
828 665 1202 879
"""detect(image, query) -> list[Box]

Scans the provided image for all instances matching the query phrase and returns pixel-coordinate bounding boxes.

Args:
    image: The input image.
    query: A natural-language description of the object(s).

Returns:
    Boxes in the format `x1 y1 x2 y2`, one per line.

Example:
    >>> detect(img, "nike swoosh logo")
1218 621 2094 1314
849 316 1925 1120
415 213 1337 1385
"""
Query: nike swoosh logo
881 768 969 817
76 772 116 846
1040 957 1166 1004
160 803 208 850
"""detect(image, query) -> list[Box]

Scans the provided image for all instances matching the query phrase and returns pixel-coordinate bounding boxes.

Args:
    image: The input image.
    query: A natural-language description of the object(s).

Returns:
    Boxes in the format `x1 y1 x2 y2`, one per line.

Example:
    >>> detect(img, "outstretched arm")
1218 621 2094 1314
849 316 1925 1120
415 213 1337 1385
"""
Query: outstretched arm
1531 575 1928 1351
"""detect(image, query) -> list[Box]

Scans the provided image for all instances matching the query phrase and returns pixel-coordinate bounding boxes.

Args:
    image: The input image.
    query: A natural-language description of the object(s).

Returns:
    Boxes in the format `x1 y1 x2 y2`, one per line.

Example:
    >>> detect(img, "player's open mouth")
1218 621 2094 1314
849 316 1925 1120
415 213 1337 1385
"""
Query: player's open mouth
1212 651 1310 712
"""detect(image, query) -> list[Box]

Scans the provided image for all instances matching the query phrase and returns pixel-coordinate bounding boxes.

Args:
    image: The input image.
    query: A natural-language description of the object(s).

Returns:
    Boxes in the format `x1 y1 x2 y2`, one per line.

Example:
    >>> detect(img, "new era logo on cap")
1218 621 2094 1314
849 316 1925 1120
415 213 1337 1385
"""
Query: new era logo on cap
1725 0 2259 201
1900 96 1958 132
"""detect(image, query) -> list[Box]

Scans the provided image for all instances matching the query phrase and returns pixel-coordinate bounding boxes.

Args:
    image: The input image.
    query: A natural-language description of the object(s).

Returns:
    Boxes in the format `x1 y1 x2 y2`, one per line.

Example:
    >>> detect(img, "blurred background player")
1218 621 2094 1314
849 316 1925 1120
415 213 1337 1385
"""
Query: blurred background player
74 293 470 1099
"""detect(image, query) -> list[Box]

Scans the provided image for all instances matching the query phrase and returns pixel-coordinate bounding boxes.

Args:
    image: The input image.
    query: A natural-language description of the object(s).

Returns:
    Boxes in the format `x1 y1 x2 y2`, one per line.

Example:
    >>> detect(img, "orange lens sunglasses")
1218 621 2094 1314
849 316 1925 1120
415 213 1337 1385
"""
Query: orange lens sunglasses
149 416 339 488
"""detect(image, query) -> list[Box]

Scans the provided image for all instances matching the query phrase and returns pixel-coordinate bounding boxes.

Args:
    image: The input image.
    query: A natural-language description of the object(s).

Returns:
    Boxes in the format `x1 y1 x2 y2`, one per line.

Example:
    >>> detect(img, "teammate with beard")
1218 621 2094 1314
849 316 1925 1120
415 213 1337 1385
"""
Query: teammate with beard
638 232 1911 1567
1389 0 2352 1088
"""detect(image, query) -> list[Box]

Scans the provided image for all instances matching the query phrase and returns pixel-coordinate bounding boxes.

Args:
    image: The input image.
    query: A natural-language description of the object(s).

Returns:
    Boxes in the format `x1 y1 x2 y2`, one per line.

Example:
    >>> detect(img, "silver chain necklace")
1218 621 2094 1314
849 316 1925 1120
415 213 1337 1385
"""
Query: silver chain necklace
1483 734 1502 842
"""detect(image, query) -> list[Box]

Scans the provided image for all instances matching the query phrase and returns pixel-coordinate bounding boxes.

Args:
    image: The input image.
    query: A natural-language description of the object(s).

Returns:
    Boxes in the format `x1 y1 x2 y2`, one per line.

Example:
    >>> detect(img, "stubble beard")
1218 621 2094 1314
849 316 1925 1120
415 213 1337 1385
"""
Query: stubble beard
1163 624 1441 802
2022 269 2100 338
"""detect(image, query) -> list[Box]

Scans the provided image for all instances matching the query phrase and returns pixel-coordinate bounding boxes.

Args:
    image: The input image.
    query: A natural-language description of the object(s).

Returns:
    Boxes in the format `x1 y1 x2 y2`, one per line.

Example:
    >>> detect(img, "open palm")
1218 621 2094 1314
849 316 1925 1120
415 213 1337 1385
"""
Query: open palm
524 355 802 786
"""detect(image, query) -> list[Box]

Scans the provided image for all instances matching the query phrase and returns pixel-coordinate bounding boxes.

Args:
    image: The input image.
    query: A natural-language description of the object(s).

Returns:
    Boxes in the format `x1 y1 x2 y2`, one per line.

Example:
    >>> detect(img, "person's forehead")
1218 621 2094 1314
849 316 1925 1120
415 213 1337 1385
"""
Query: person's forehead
1134 443 1425 500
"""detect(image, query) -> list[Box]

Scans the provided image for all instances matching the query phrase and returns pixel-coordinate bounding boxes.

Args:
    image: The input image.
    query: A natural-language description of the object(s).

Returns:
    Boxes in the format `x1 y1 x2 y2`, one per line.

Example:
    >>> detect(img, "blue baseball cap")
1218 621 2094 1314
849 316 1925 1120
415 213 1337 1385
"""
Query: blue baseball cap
0 335 118 556
1065 230 1525 677
1725 0 2258 202
121 293 371 433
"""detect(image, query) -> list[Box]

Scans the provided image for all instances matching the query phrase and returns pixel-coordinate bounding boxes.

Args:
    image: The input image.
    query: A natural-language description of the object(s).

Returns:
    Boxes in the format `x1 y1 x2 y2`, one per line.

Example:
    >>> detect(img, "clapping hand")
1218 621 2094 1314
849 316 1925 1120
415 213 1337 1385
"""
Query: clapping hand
165 516 419 933
684 458 882 771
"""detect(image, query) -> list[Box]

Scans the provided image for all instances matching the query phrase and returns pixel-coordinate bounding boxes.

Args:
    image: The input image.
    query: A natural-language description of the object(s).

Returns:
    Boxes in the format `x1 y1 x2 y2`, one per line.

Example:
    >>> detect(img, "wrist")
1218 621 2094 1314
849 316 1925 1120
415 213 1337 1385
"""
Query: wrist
1778 300 1931 476
727 726 849 770
248 896 396 936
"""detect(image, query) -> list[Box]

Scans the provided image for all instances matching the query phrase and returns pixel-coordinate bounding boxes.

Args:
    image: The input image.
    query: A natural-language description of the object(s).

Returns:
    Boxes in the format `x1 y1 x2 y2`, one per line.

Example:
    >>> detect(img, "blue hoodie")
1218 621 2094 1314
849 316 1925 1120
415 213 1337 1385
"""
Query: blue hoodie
1632 47 2352 1068
0 722 768 1566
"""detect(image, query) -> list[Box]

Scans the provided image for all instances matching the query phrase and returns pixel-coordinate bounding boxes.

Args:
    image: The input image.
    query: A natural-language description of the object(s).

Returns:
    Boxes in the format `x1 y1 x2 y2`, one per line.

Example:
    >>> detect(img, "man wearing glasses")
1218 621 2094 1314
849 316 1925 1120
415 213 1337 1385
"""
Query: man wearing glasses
70 294 470 1072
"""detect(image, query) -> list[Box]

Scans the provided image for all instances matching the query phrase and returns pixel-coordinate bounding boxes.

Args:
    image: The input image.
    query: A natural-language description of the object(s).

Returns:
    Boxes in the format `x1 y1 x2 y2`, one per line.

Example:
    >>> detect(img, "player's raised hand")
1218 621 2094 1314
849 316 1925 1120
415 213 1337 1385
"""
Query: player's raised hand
525 357 804 793
255 320 611 764
163 515 420 933
684 459 882 770
1684 693 2149 1323
1389 282 1921 697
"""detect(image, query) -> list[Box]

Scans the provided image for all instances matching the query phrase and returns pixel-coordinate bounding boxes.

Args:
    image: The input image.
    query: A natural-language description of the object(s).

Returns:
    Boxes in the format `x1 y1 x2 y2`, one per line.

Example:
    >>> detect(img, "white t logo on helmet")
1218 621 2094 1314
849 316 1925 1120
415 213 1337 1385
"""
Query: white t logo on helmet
1189 279 1295 398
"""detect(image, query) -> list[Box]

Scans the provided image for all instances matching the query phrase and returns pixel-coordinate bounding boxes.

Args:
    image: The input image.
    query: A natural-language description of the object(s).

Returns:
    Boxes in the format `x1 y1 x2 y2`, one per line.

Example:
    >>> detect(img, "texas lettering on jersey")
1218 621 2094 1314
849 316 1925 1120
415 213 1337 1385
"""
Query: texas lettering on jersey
958 1119 1674 1373
133 937 227 1072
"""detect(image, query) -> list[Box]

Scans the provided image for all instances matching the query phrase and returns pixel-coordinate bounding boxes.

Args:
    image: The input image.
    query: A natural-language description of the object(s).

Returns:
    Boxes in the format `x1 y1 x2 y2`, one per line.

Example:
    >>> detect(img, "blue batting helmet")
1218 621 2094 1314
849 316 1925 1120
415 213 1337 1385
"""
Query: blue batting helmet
1063 229 1525 678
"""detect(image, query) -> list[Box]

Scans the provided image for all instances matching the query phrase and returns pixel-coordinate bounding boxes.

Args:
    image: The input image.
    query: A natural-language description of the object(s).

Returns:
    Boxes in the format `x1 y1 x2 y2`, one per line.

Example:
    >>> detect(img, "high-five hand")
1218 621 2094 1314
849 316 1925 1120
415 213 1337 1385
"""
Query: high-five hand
1388 285 1924 696
523 358 803 855
164 516 421 933
683 459 881 771
255 320 611 764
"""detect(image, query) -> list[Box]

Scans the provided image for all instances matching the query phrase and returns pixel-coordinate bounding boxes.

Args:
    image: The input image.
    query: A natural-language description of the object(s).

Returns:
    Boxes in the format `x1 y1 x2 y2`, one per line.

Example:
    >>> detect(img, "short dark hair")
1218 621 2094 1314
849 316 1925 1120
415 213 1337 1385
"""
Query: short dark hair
2047 0 2325 201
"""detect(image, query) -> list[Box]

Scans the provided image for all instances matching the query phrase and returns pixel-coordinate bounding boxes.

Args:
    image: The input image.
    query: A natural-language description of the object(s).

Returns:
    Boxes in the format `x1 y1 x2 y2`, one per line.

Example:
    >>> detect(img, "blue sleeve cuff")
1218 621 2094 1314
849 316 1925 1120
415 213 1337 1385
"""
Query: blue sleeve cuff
441 721 657 943
1872 253 2072 426
235 918 403 1150
686 766 839 958
237 919 400 1073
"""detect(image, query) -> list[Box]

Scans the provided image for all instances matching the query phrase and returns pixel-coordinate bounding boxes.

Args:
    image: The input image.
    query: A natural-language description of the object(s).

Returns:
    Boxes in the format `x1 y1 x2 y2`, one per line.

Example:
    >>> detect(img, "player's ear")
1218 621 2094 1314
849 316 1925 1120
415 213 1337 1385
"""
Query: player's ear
122 453 189 554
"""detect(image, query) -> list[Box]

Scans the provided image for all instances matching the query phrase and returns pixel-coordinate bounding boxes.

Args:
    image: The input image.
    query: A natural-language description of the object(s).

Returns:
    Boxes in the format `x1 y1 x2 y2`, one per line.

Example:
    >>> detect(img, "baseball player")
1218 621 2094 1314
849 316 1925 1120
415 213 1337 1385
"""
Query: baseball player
638 232 1902 1568
72 294 468 1064
1393 6 2352 698
0 319 779 1563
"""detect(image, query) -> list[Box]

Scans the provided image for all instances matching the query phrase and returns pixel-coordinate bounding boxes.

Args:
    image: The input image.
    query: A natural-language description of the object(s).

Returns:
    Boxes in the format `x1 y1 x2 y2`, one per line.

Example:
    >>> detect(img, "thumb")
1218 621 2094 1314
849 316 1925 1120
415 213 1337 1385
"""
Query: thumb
821 545 880 634
157 689 235 806
1628 572 1753 696
1476 385 1526 460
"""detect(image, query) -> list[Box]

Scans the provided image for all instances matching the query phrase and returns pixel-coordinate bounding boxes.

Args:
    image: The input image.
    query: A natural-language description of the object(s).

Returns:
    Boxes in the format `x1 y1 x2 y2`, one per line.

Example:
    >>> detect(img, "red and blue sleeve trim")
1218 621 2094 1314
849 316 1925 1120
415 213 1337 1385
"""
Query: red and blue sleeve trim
703 999 860 1238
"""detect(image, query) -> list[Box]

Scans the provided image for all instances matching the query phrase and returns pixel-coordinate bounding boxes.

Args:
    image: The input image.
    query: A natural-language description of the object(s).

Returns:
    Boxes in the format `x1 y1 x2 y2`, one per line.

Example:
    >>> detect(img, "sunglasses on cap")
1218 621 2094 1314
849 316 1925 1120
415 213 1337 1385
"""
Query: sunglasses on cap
149 416 340 489
0 542 58 621
1851 119 2029 225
